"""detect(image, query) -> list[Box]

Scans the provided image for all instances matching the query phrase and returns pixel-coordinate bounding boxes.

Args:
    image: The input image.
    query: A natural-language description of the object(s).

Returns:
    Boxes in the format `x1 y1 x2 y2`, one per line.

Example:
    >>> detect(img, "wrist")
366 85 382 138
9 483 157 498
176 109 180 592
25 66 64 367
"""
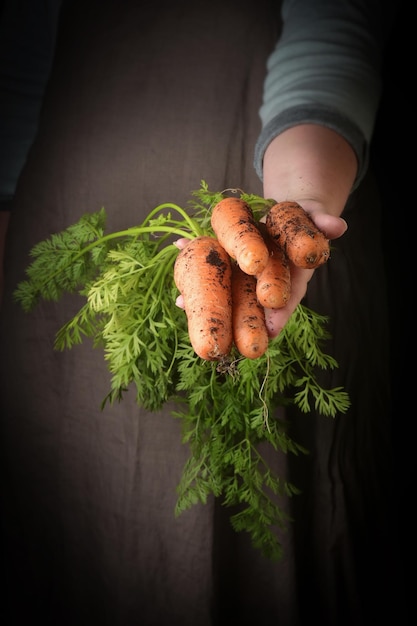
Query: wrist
262 124 358 218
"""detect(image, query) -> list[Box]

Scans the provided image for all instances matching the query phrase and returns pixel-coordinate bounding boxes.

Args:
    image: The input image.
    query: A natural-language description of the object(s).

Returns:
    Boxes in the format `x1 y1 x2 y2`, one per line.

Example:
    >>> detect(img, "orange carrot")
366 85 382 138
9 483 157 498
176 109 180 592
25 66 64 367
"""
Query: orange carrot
211 197 269 276
265 201 330 269
231 263 269 359
256 224 291 309
173 236 233 361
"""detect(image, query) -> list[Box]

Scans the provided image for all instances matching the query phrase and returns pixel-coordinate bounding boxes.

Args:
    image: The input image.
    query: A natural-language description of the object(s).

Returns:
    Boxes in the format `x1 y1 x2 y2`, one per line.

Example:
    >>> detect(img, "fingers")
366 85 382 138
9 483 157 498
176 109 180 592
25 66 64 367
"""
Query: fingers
173 211 345 337
174 241 187 309
176 293 185 309
175 257 314 337
261 210 346 336
173 238 189 250
174 239 188 309
264 265 314 338
308 212 348 240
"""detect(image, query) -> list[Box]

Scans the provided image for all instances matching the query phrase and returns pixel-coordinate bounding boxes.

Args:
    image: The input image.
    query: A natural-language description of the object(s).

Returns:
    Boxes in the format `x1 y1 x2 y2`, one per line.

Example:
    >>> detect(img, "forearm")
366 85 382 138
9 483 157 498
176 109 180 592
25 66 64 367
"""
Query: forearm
255 0 387 193
0 210 10 307
262 124 358 217
261 123 355 337
0 0 62 205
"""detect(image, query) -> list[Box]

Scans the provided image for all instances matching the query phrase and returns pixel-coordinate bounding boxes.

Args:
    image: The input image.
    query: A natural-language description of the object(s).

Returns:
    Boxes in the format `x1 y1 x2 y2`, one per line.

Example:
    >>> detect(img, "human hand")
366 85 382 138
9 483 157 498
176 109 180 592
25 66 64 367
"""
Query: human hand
173 207 347 340
261 123 357 337
263 209 347 337
174 124 355 345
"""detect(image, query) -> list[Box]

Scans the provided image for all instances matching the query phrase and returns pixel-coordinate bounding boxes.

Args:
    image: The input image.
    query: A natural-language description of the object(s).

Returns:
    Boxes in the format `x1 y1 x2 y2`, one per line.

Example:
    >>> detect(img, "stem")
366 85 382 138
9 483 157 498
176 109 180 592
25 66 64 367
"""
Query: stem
140 245 177 316
84 224 196 252
36 225 195 294
140 203 205 237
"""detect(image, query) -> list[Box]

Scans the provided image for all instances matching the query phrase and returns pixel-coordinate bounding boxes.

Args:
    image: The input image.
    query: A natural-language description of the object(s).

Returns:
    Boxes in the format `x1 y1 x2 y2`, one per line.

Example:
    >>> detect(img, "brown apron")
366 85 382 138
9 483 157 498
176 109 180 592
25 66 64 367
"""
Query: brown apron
0 1 407 624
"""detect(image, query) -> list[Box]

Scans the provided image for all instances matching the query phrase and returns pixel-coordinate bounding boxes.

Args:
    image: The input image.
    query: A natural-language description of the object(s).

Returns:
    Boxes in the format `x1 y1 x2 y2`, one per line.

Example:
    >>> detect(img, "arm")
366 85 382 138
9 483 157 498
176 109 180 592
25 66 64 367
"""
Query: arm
0 210 10 307
262 124 355 336
256 0 388 336
0 0 62 305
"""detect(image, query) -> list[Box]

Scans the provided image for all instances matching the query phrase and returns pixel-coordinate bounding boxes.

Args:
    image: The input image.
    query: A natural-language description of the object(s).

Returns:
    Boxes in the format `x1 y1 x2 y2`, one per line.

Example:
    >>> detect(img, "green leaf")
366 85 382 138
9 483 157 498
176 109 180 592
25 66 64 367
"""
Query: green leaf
14 181 350 560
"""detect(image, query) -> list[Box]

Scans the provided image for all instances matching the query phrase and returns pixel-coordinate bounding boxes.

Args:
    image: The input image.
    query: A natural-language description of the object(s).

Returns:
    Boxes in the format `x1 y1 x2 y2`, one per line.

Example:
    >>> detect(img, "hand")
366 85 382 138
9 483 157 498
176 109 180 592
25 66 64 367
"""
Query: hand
173 209 348 340
174 123 355 341
262 124 357 337
263 210 347 337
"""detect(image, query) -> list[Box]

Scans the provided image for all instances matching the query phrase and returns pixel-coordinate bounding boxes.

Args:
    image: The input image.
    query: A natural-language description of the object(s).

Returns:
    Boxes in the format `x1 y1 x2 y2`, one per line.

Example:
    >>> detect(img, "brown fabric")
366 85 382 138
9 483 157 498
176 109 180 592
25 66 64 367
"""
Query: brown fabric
0 1 409 624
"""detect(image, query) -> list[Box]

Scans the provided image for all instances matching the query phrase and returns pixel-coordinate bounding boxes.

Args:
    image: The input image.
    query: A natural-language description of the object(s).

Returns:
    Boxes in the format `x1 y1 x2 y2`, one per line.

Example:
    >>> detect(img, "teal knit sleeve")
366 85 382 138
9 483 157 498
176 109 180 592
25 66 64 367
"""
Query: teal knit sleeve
254 0 386 188
0 0 62 210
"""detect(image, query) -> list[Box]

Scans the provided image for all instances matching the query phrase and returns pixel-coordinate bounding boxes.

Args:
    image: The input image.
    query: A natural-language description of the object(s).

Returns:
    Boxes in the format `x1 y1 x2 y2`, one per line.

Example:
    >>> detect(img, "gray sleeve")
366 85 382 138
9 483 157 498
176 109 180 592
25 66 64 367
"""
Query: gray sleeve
254 0 386 188
0 0 62 210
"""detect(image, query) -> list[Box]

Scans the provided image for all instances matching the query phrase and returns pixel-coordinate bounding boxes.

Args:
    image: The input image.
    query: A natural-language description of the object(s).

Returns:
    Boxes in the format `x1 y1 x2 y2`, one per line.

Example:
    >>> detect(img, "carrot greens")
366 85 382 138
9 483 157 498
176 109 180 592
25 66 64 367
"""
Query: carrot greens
14 181 350 560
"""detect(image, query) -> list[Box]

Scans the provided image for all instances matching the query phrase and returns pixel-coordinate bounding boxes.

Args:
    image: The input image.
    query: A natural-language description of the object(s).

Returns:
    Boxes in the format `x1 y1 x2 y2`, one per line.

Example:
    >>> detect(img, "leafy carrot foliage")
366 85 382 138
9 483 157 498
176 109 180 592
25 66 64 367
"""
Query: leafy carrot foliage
14 181 350 560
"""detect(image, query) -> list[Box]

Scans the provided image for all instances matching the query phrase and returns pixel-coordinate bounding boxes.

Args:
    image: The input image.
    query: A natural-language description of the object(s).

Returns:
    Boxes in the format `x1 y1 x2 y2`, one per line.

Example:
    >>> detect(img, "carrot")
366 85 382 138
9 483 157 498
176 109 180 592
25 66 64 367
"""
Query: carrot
211 197 269 276
231 263 269 359
265 201 330 269
256 224 291 309
173 236 233 361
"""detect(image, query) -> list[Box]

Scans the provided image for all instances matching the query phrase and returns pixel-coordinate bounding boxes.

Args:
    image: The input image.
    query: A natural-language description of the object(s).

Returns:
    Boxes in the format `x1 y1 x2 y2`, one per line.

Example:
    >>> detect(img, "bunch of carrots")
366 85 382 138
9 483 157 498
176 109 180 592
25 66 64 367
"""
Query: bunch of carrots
174 198 330 361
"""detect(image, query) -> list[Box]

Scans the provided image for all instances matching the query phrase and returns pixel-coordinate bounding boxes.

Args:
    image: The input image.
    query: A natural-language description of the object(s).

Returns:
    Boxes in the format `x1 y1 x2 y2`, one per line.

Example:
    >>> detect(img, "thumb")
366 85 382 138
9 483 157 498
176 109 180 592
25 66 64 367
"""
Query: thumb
311 213 348 240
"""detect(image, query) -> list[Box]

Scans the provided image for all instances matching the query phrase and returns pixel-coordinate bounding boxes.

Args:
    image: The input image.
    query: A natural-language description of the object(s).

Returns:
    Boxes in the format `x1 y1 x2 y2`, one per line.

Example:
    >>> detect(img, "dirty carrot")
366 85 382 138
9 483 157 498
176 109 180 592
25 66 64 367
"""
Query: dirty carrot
211 197 269 276
231 263 269 359
256 224 291 309
173 236 233 361
265 201 330 269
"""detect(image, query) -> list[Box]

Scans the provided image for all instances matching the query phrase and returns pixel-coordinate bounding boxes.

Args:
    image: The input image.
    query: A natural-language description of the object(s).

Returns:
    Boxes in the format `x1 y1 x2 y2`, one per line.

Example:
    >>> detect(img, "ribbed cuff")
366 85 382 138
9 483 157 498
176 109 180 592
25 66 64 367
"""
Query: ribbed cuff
254 104 368 192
